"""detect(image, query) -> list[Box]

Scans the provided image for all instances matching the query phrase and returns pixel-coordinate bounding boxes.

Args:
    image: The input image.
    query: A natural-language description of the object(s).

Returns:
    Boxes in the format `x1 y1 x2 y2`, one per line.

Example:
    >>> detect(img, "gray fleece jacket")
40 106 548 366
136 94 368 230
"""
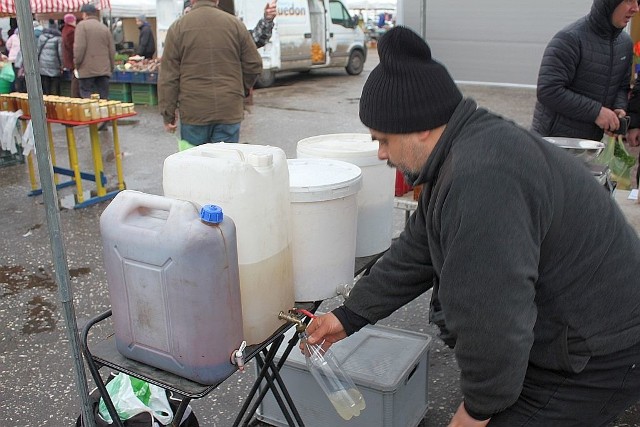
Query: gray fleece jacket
339 98 640 418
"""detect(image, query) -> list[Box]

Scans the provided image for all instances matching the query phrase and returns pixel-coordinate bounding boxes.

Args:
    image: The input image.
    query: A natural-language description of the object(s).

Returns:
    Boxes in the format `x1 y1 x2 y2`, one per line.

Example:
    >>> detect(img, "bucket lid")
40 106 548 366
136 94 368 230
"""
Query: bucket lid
296 133 383 167
288 159 362 202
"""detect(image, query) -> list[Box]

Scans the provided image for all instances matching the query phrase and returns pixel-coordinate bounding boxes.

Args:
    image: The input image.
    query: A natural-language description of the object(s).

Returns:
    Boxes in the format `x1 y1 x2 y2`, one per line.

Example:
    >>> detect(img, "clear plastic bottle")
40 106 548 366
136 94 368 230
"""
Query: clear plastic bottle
300 331 366 420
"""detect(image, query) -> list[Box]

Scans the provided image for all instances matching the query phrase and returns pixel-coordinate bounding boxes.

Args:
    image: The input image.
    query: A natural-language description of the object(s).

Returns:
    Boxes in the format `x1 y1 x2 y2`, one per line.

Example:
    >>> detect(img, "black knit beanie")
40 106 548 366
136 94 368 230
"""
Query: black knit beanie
360 26 463 133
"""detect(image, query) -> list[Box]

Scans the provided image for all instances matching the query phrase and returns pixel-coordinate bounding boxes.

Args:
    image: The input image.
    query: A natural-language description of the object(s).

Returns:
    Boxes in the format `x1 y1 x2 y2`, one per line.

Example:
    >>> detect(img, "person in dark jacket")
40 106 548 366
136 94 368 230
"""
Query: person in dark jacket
531 0 638 141
61 14 79 97
135 15 155 59
623 73 640 185
628 83 640 148
37 26 63 95
305 26 640 426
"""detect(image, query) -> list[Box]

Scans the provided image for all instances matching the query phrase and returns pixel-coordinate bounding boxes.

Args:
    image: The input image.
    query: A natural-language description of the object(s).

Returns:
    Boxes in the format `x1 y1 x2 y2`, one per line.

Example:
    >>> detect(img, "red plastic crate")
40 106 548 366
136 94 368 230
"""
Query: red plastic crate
395 169 413 196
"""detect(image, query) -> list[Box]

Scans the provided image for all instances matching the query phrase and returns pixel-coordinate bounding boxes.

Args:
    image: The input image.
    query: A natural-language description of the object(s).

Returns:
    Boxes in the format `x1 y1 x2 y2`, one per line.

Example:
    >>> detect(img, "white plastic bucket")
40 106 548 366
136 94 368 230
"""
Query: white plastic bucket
288 159 362 301
162 143 294 345
296 133 395 257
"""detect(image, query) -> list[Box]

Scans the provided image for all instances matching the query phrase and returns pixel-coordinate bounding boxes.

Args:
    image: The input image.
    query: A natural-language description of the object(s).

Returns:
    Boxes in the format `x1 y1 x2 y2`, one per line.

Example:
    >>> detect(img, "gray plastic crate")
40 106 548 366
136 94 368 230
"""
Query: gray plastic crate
257 323 432 427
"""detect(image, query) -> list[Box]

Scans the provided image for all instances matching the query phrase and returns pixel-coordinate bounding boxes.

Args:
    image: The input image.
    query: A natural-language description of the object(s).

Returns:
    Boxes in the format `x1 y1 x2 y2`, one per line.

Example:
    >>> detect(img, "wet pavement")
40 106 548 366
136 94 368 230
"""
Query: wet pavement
1 48 639 426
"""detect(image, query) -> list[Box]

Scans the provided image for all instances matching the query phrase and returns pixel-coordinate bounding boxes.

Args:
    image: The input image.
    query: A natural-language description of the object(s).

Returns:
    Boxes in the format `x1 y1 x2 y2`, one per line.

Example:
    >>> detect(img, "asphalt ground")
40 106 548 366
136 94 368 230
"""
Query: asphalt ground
1 47 639 426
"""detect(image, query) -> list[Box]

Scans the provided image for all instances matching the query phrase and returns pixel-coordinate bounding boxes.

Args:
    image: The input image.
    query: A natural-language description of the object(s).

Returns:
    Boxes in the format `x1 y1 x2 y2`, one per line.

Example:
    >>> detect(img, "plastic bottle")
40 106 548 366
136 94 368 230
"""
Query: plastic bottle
299 332 366 420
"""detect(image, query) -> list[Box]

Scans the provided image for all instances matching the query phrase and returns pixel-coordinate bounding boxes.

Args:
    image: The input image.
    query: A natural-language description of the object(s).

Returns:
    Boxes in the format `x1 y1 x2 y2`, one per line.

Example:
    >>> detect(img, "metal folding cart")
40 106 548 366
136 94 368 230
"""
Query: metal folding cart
80 253 386 427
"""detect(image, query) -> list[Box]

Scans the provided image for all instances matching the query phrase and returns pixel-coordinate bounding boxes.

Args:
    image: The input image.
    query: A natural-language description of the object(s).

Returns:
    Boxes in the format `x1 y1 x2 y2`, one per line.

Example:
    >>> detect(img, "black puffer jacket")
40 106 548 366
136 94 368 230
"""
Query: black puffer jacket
531 0 632 141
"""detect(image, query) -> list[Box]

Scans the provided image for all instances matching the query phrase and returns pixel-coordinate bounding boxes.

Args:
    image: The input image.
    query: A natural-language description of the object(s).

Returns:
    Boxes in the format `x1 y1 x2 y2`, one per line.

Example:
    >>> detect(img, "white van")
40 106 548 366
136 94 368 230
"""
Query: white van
236 0 368 87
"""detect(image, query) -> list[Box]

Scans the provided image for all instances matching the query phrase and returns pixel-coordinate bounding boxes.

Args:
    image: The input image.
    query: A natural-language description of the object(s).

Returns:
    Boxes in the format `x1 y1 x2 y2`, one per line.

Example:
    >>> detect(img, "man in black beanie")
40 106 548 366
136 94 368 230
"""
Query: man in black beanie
305 26 640 426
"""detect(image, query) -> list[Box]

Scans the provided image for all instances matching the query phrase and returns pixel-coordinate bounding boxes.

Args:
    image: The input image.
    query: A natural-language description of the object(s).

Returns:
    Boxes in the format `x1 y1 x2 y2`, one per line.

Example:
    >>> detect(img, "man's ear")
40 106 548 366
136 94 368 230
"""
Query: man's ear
416 129 431 143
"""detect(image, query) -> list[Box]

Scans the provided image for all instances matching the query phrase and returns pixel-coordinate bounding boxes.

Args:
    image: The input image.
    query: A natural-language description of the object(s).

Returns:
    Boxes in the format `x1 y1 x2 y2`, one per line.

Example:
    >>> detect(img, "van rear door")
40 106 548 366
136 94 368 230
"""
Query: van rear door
278 0 314 69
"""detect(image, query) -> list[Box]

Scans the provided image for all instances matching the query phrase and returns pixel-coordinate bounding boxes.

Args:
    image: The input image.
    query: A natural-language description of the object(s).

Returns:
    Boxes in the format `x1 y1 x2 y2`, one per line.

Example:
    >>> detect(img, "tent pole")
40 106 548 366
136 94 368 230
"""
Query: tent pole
14 1 96 426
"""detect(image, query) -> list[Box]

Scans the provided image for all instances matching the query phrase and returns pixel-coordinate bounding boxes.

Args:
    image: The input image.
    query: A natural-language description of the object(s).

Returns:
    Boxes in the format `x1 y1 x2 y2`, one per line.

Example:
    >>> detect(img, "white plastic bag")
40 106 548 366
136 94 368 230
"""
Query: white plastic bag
0 110 23 154
97 373 173 425
20 116 35 156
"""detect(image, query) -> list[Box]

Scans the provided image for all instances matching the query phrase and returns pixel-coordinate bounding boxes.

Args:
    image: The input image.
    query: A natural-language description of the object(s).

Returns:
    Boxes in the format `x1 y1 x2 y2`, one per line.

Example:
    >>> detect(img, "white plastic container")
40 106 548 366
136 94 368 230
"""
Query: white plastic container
297 133 395 257
257 323 432 427
163 143 295 345
288 159 362 301
99 190 243 385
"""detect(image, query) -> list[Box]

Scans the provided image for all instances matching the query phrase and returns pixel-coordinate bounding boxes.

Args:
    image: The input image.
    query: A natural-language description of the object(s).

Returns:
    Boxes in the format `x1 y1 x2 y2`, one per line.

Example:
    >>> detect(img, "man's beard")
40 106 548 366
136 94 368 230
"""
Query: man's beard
388 160 420 184
388 159 413 175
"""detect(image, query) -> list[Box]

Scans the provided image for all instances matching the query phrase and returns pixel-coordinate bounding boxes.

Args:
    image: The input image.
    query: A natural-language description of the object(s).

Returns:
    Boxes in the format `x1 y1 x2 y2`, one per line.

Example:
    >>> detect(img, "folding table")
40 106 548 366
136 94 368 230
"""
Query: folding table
81 252 386 427
24 113 136 209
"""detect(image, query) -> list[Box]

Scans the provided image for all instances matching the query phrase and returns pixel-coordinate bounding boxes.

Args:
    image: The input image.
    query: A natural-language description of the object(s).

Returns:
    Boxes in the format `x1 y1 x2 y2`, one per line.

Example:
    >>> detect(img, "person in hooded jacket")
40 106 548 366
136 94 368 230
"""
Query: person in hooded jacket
38 26 63 95
531 0 638 141
135 15 155 59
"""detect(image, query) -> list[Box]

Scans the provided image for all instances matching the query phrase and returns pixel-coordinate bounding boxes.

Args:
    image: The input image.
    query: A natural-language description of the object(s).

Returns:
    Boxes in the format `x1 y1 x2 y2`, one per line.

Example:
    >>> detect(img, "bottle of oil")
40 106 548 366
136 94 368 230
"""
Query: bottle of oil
299 331 366 420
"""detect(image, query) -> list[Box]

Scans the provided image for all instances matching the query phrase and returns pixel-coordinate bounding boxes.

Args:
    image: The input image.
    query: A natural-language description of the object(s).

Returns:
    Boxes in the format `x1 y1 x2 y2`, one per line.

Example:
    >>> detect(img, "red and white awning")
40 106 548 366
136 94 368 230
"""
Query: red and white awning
0 0 111 17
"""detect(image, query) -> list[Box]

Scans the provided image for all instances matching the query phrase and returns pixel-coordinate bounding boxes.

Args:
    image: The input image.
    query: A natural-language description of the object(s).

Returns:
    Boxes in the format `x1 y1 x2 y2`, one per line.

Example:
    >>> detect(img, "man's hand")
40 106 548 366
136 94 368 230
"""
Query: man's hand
302 312 347 352
596 107 621 134
614 108 627 119
627 128 640 147
264 0 277 21
448 402 490 427
164 122 177 133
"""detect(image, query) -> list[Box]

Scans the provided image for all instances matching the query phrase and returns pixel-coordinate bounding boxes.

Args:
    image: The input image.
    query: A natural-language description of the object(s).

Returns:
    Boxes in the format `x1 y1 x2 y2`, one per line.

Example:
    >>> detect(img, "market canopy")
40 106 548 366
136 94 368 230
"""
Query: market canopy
107 0 155 17
0 0 111 17
345 0 395 10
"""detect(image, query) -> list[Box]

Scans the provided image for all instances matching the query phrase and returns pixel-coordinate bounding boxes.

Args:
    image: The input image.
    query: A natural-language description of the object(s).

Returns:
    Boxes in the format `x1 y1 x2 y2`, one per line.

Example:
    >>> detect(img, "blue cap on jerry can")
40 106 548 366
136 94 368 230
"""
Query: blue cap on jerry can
200 205 223 224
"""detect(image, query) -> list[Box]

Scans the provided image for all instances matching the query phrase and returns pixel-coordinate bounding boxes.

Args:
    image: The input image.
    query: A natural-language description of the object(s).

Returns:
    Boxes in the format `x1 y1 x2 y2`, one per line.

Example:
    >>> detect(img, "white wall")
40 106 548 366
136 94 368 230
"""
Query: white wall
156 0 184 57
399 0 593 86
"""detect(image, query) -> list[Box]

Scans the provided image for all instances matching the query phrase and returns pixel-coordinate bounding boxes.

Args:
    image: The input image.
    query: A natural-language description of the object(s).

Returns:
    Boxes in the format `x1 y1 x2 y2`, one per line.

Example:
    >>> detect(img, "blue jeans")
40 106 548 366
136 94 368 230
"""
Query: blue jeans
180 122 241 145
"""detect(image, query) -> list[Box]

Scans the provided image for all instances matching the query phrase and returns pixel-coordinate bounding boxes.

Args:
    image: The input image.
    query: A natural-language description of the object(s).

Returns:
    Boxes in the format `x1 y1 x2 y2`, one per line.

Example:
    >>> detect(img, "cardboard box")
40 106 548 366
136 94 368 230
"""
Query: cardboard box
257 324 432 427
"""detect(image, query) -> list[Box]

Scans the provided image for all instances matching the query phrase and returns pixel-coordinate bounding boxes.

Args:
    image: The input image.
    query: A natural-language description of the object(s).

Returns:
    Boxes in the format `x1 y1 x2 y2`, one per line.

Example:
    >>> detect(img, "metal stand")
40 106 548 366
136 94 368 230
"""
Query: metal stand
80 253 385 427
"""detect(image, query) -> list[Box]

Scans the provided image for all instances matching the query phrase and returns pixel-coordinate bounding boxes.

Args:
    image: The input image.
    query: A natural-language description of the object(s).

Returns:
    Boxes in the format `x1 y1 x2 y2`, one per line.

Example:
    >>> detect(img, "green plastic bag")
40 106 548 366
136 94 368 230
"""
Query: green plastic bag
595 135 636 190
0 63 15 83
178 139 196 152
97 373 173 424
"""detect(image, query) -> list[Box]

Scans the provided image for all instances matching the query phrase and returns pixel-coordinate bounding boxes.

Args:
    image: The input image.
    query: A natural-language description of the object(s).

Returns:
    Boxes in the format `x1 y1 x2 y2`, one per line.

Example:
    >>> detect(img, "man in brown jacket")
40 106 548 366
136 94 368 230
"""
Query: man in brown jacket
158 0 262 145
73 4 115 100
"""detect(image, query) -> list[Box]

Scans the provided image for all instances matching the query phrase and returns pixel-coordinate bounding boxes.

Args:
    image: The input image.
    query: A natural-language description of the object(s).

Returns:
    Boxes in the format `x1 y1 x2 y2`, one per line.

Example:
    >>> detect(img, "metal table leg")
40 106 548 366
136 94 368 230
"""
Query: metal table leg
80 310 125 427
232 334 305 427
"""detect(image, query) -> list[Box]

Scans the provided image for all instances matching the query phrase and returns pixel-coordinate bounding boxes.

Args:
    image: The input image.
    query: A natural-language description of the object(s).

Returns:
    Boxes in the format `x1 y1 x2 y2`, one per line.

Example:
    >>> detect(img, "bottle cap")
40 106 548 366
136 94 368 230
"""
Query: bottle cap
200 204 223 224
